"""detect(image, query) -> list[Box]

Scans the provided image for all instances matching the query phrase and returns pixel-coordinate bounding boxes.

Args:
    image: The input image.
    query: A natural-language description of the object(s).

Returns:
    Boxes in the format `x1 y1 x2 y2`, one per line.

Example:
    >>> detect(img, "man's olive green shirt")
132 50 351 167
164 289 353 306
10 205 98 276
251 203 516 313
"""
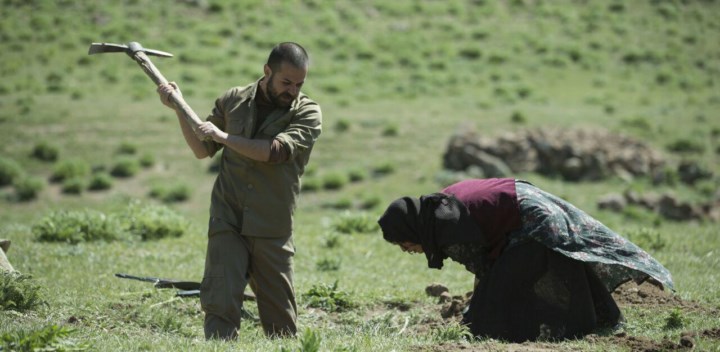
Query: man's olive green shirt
202 79 322 238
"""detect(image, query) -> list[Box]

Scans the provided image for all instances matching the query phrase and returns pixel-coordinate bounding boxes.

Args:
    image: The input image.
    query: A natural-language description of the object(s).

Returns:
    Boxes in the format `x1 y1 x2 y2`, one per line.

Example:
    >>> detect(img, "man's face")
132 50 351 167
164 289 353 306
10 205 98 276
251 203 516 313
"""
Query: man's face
264 62 307 107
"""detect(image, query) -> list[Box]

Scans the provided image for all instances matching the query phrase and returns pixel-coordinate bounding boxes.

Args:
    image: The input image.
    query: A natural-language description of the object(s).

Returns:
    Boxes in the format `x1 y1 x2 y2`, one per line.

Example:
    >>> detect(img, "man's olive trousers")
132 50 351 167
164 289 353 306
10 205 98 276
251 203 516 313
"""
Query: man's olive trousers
200 223 297 340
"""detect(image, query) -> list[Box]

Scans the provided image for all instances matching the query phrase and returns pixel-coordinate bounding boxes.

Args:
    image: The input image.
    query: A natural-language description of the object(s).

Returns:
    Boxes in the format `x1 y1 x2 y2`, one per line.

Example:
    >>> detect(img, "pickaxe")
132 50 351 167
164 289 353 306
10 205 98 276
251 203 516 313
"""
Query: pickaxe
88 42 204 132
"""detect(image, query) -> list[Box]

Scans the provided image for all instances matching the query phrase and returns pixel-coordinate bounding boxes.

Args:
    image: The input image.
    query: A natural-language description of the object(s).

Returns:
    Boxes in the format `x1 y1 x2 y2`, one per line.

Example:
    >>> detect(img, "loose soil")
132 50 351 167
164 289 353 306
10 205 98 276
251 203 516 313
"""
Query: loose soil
411 281 720 351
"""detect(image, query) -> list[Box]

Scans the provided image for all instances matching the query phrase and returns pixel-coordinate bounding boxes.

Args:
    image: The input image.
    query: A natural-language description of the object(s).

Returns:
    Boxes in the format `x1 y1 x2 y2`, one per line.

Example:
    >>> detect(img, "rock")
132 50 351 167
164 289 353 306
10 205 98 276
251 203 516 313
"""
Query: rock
425 283 449 297
442 126 667 182
0 239 14 272
597 193 626 212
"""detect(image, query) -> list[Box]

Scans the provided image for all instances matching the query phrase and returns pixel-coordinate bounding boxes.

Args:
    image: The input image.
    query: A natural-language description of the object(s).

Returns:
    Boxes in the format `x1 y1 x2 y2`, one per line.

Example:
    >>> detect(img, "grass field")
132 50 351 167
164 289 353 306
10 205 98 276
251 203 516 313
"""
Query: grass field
1 1 719 351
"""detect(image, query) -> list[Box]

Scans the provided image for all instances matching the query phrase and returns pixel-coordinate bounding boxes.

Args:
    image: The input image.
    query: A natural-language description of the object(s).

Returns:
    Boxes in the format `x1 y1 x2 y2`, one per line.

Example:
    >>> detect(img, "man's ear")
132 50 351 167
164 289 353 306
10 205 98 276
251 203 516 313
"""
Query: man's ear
263 64 272 78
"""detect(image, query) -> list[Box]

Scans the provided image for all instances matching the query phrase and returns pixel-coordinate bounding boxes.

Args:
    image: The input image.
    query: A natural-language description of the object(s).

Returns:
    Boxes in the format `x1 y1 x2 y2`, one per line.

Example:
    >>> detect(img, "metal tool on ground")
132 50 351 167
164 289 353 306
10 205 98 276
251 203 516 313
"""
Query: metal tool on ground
115 273 256 301
87 42 204 133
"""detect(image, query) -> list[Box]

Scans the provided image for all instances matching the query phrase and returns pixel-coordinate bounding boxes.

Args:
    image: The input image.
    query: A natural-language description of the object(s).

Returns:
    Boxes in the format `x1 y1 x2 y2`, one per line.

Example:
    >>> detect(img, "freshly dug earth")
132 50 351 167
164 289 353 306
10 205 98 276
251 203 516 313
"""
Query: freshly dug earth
419 281 720 351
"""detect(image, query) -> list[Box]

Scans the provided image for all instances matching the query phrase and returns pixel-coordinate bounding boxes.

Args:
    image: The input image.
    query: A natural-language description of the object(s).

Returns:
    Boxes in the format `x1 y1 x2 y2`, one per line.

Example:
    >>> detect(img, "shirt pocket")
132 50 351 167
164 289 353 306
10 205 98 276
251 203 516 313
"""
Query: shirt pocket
226 117 247 135
262 117 291 137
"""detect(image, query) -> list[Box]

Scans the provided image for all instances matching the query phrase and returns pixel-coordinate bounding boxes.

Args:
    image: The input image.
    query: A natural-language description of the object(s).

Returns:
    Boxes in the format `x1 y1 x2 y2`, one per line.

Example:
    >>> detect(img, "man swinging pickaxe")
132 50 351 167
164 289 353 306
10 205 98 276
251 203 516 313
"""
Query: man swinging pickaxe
87 42 206 138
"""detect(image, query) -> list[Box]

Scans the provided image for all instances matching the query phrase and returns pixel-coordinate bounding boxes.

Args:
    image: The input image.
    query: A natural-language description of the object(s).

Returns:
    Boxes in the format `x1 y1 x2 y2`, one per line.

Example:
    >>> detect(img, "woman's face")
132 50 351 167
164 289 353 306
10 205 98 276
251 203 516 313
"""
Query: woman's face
397 242 423 254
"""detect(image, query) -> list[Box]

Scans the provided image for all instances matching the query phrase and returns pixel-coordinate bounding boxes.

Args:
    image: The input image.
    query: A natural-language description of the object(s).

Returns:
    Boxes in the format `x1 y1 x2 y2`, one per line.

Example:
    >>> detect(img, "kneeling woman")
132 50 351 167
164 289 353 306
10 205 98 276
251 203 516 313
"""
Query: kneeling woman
378 178 673 342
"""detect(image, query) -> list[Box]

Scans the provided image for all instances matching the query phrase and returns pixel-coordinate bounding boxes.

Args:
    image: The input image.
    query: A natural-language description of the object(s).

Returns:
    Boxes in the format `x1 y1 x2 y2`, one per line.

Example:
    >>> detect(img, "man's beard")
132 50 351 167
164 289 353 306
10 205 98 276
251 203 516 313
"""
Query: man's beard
266 73 295 107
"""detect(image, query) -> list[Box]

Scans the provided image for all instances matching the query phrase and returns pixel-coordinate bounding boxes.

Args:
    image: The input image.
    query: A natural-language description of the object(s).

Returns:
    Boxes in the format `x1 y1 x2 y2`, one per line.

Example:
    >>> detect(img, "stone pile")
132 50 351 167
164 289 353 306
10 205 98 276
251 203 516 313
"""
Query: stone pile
443 127 667 182
598 190 720 222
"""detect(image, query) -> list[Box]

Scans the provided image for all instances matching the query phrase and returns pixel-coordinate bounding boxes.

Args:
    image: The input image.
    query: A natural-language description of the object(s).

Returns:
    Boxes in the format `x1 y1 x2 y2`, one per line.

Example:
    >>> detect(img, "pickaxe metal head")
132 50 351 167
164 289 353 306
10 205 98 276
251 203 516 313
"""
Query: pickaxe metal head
88 42 173 58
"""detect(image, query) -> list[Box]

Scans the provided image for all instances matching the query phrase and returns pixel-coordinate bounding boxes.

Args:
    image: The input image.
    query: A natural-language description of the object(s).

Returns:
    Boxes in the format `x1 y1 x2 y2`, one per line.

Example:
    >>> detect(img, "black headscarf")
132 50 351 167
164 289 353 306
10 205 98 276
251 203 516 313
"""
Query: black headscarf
378 193 485 269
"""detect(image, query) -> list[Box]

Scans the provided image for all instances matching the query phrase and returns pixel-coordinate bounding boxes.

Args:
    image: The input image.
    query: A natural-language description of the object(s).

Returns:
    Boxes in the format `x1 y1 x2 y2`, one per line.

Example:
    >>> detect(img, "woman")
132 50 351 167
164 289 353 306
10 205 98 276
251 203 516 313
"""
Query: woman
377 178 673 342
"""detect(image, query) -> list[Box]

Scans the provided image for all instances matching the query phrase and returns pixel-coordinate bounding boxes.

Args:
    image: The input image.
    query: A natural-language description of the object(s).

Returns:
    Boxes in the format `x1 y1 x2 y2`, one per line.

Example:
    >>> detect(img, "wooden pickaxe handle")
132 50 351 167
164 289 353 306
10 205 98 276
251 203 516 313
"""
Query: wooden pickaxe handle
131 51 204 131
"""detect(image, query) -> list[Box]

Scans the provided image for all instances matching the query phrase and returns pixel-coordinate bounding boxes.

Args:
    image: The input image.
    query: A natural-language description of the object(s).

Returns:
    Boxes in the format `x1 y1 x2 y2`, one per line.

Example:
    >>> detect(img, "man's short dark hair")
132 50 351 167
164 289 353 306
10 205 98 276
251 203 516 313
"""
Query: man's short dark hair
267 42 309 72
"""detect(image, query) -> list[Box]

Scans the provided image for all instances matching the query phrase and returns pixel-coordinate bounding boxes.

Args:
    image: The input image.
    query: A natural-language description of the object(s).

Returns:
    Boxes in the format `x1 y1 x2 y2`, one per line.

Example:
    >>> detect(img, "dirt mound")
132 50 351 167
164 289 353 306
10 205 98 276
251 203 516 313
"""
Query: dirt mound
611 280 711 312
443 126 668 182
612 280 682 306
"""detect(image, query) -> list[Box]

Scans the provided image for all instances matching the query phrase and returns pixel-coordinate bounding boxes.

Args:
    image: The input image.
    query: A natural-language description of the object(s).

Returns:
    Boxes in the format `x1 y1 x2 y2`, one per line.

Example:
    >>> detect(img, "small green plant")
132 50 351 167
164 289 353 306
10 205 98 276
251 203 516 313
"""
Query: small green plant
0 157 23 187
510 110 527 124
301 177 320 192
13 177 44 201
322 173 347 190
372 162 395 177
0 272 43 312
328 197 352 210
348 169 366 183
87 173 113 191
139 153 155 168
110 157 140 178
50 159 90 183
124 201 190 241
359 194 382 210
1 325 88 351
302 281 353 312
666 138 706 154
30 142 59 162
116 142 138 155
322 233 341 249
149 184 191 203
382 124 399 137
432 321 473 342
333 212 379 234
61 177 85 195
626 227 667 252
280 328 322 352
335 118 351 132
664 308 685 329
316 257 341 272
33 209 126 244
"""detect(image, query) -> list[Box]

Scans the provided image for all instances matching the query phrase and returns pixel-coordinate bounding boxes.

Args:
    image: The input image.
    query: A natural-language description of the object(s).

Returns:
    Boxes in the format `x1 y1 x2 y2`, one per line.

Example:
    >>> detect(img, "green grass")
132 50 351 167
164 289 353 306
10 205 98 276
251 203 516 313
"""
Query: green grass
1 0 719 351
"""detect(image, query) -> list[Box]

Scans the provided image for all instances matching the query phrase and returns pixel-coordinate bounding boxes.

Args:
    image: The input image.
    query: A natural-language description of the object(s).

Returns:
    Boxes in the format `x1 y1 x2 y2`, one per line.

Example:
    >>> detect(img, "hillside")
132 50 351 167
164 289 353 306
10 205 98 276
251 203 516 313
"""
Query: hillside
1 1 719 351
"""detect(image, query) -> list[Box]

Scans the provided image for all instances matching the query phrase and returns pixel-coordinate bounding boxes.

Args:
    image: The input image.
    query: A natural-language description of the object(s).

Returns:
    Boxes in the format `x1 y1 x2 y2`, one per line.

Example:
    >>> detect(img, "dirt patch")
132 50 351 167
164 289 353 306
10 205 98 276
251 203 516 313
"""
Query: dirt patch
586 332 689 351
612 280 714 313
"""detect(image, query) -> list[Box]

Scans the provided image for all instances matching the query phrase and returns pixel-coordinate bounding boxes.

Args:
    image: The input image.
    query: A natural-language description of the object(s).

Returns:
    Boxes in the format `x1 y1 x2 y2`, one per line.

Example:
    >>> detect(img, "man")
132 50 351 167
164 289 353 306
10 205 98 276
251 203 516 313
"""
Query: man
157 42 322 340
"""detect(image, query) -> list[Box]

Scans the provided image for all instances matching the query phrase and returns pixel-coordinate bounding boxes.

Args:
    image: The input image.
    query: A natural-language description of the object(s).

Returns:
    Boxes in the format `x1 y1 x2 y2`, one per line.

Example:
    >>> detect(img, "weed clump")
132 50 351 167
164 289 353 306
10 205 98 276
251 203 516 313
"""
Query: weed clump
666 138 706 154
316 258 341 272
664 309 686 329
333 212 379 234
50 159 90 183
0 272 43 312
33 209 125 244
1 325 88 351
32 202 190 243
87 173 113 191
0 157 23 187
301 177 320 192
626 227 667 252
322 173 347 190
302 281 353 312
61 177 85 195
110 157 140 178
149 184 191 203
124 201 190 241
13 177 44 201
30 142 59 162
432 321 472 342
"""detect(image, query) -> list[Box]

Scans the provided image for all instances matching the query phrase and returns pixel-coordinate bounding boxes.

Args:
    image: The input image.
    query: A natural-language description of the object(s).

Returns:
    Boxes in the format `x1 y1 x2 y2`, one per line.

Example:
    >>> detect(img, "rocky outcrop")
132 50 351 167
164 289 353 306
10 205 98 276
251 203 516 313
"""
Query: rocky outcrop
443 127 668 182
